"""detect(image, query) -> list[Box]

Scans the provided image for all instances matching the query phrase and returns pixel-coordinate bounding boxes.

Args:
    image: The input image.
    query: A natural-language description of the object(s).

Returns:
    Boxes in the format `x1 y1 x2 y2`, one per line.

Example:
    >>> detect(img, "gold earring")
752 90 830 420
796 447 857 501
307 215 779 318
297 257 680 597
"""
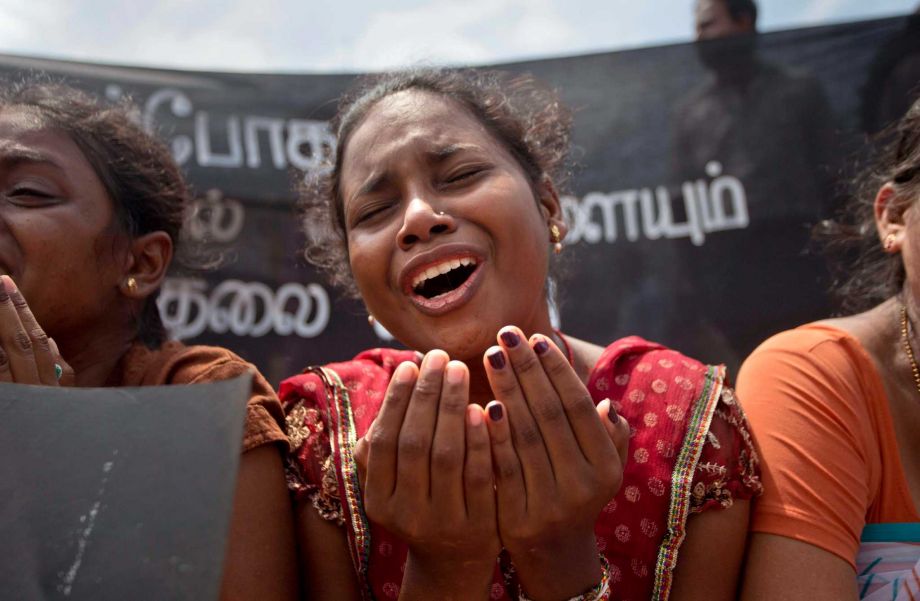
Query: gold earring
125 277 138 293
885 234 897 252
550 224 563 254
368 314 376 326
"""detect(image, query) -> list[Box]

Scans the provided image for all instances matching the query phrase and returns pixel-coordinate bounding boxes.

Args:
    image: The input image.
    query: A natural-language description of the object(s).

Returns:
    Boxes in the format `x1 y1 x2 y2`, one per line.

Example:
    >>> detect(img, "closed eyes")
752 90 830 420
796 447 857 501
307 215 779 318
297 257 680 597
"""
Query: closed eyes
7 187 57 204
441 165 488 188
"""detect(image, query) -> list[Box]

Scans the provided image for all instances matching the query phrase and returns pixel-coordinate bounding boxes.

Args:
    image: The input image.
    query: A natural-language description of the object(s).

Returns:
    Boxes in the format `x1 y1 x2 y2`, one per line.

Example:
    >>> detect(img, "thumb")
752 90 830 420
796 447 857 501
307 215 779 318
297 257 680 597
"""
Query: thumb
354 419 375 492
596 398 630 470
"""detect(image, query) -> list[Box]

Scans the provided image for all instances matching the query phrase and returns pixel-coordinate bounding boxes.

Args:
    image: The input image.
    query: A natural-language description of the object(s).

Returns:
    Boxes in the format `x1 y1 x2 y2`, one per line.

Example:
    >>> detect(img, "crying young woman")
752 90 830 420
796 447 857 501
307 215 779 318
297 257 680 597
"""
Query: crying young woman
280 69 762 601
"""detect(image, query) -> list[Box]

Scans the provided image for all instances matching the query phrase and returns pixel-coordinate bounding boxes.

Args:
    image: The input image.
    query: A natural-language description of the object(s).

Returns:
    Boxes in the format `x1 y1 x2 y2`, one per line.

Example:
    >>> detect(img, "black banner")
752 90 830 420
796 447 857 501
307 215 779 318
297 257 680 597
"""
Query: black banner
2 15 916 381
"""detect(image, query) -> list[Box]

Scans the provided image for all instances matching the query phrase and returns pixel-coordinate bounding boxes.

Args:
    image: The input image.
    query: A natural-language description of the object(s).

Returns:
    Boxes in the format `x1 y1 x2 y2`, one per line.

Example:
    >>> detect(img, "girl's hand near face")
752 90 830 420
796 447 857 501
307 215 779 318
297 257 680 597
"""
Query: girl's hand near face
360 350 499 599
0 276 73 386
483 327 629 601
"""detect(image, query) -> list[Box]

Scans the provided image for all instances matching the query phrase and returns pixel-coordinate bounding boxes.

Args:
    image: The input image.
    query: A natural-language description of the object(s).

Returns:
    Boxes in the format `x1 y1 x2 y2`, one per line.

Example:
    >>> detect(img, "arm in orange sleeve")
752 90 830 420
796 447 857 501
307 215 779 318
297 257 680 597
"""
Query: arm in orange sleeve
737 328 876 600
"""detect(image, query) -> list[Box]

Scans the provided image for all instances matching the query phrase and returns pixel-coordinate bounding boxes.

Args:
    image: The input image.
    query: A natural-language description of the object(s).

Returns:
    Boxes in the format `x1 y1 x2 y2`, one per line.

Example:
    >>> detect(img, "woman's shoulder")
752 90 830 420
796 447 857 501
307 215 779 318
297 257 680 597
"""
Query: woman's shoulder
585 336 748 478
278 347 418 407
592 335 707 370
119 340 268 387
750 320 868 358
586 336 713 406
118 340 287 452
737 321 879 408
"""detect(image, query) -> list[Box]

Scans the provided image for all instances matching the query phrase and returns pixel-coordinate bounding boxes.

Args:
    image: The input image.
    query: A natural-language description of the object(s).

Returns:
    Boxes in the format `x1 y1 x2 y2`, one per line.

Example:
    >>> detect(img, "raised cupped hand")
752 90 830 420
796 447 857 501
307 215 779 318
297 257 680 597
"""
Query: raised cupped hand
0 275 73 386
483 326 629 601
361 350 500 599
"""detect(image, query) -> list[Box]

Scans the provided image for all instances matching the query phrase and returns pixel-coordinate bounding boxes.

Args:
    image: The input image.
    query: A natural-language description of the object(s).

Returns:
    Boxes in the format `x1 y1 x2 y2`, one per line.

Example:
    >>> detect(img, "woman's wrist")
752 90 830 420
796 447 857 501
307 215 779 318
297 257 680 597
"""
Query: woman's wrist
399 551 496 601
508 534 602 601
516 553 611 601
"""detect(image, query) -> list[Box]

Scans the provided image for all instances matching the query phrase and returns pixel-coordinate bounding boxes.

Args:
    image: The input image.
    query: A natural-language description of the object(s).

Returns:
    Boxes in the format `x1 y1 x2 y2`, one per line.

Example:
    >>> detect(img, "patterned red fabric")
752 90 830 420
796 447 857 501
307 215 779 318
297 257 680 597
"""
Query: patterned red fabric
281 338 761 601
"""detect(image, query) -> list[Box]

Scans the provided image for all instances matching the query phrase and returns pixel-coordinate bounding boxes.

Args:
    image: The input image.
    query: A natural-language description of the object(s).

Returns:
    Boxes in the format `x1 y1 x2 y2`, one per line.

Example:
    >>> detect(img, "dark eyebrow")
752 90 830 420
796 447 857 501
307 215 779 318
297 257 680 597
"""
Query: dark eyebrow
352 171 388 202
428 143 479 162
350 143 483 202
0 146 65 170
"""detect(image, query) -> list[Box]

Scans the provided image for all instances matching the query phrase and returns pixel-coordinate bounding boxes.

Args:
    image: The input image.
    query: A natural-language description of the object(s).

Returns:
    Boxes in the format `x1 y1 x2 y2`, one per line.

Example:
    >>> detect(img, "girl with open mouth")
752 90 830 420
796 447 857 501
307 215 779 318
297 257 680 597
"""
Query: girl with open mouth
281 68 761 601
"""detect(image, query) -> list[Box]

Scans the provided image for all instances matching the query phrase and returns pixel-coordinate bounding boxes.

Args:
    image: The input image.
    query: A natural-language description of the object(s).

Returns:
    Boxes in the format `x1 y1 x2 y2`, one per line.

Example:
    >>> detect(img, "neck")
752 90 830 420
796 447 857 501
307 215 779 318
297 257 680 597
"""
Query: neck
902 291 920 367
55 320 137 388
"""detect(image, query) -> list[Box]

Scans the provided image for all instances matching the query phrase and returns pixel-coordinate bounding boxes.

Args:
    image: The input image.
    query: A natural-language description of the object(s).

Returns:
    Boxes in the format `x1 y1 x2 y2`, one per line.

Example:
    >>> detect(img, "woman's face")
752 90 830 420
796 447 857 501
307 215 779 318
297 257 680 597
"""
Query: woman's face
340 90 561 359
0 107 126 340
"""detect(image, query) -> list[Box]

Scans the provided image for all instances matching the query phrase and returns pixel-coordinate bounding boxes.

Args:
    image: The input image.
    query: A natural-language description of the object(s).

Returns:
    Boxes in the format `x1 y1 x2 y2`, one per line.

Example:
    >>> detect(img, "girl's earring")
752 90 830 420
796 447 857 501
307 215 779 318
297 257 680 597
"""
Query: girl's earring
368 314 376 327
884 233 897 252
550 224 563 254
125 276 138 294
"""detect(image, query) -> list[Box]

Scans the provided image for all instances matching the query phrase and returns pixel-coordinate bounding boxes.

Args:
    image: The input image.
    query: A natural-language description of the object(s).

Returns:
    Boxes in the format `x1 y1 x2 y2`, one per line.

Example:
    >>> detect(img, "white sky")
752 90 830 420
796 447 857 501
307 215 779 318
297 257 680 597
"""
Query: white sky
0 0 916 72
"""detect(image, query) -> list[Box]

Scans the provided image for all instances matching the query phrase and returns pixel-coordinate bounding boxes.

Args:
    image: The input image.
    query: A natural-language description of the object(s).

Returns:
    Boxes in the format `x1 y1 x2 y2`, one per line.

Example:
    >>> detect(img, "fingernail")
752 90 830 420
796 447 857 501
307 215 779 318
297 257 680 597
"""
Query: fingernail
500 330 520 348
424 350 448 371
467 405 483 427
533 338 550 355
394 361 416 383
487 350 506 369
54 363 63 381
446 361 466 384
605 400 620 424
487 402 504 421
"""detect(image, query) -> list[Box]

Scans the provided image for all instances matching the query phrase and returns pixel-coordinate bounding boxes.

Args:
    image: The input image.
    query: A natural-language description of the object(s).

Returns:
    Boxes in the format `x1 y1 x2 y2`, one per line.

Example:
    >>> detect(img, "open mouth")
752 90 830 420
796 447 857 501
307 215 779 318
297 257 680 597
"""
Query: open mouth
411 257 479 299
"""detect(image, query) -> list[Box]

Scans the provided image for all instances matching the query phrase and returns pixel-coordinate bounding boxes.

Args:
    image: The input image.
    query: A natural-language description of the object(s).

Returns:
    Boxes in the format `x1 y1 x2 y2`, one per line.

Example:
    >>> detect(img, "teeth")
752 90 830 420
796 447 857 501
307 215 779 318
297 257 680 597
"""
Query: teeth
411 257 478 290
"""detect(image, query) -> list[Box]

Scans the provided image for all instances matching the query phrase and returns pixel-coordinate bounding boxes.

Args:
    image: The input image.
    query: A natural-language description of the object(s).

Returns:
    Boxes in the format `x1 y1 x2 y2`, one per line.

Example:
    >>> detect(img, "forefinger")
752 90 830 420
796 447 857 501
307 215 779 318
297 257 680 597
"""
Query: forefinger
7 278 57 385
497 327 582 470
365 361 417 500
396 350 448 498
430 360 469 514
529 334 614 465
0 277 41 384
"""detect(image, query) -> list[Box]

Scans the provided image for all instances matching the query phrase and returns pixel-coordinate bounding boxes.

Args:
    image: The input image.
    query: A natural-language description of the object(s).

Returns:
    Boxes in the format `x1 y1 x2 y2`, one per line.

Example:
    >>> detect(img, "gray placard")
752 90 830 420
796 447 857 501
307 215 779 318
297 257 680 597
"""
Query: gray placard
0 374 251 600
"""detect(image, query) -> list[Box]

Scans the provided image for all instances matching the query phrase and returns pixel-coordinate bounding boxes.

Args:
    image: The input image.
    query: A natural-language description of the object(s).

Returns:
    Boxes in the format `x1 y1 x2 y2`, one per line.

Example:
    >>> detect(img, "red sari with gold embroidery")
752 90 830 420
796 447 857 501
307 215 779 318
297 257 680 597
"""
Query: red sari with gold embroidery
281 337 761 600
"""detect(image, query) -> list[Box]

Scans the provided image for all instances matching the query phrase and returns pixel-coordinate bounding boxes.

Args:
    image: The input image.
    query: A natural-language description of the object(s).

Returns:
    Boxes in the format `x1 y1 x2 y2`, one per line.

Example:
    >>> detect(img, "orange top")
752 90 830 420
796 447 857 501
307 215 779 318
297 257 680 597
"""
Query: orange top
737 323 920 568
110 340 288 453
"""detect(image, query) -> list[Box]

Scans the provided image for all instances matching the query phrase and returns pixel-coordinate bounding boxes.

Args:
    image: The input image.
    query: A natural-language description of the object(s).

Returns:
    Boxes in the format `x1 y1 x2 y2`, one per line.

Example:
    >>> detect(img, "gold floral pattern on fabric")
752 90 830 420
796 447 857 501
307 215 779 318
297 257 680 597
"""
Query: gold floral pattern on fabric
282 398 344 525
688 386 763 514
314 454 345 525
285 400 321 449
690 480 733 510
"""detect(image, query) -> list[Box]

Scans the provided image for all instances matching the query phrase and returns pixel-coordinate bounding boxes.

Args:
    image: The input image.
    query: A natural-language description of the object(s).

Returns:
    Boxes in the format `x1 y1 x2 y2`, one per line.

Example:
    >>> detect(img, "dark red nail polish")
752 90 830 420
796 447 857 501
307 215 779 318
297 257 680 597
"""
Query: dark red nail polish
500 331 520 348
534 339 550 355
608 406 620 424
488 403 504 421
488 350 506 369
